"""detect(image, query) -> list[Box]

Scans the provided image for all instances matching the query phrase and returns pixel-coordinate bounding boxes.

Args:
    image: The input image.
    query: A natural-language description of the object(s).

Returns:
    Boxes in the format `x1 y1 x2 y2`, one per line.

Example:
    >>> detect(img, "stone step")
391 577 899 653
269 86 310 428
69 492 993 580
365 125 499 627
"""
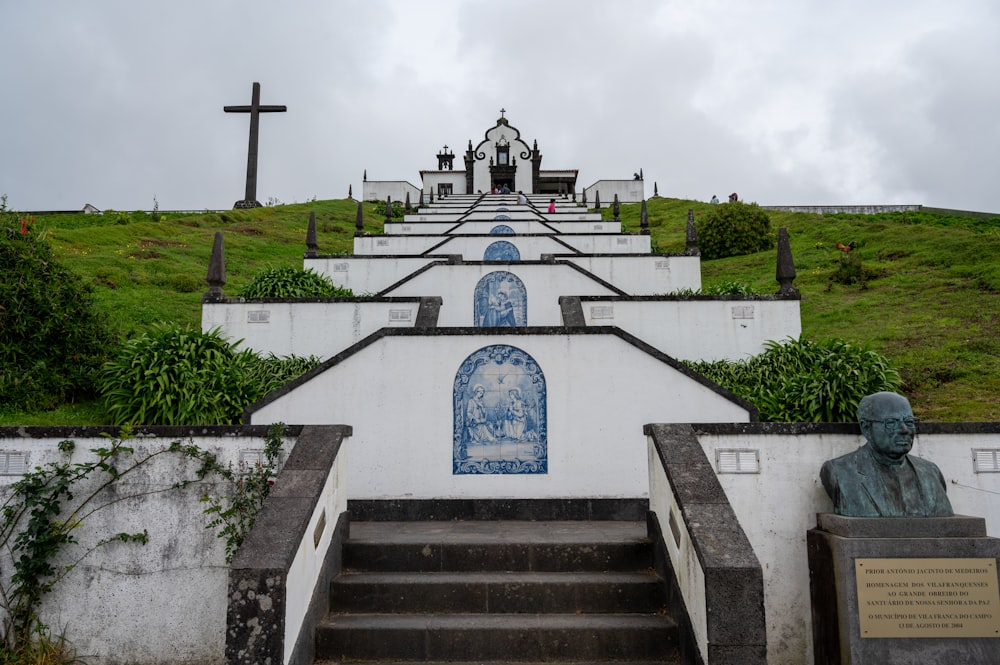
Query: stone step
330 570 667 614
343 520 652 572
314 613 679 662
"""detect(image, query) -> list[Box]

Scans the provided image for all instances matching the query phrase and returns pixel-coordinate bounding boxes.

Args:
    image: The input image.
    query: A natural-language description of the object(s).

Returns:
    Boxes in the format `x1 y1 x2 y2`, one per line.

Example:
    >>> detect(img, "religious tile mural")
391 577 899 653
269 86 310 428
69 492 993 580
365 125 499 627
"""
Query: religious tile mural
453 344 547 474
493 214 511 220
489 224 515 235
474 271 526 327
484 240 520 261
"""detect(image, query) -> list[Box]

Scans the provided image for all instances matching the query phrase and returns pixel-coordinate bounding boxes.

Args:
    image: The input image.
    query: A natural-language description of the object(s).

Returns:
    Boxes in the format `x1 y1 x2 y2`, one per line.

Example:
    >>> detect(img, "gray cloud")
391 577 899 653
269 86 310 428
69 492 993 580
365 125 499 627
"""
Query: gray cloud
1 1 997 213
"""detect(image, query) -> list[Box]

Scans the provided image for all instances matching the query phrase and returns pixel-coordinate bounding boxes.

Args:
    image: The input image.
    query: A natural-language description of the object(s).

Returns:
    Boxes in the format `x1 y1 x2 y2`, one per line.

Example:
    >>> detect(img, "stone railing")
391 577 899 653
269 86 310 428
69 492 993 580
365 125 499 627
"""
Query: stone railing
644 423 767 665
226 425 352 665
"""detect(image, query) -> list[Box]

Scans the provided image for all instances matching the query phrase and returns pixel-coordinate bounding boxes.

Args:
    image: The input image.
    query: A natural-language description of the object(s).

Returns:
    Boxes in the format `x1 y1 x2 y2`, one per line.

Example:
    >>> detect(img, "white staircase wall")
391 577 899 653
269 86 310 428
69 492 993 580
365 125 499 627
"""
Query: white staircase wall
247 332 753 501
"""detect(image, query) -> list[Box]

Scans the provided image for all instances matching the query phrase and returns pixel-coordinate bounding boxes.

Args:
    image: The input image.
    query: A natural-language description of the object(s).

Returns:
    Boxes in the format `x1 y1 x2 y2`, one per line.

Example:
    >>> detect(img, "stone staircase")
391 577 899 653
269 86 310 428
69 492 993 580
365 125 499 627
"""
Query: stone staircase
313 519 681 664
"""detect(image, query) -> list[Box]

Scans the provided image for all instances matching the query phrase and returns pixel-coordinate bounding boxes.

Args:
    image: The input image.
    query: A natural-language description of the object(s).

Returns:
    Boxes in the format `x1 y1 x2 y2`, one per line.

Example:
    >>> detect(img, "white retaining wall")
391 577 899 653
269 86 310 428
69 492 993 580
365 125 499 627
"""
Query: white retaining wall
565 256 702 295
202 300 422 357
305 256 438 294
381 264 619 324
0 430 302 665
362 180 421 203
248 332 753 500
584 179 645 204
351 233 650 257
578 297 801 361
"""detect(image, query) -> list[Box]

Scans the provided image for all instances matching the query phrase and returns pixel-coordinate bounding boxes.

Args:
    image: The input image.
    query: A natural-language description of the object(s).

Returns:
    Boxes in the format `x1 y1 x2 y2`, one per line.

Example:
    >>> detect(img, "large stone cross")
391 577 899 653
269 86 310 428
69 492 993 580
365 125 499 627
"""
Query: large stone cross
224 81 286 209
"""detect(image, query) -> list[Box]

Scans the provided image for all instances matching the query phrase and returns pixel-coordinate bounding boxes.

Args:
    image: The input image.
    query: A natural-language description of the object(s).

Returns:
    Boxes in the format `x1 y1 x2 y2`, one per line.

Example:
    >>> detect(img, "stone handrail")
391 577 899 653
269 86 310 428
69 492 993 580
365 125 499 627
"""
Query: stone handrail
644 423 767 665
225 424 352 665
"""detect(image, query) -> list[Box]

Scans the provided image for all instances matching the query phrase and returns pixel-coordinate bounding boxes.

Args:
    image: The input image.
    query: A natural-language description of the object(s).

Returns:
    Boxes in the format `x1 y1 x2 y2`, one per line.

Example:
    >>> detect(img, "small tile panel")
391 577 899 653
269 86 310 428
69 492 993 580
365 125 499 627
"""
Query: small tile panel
483 240 520 261
453 344 547 475
474 271 527 327
489 225 515 235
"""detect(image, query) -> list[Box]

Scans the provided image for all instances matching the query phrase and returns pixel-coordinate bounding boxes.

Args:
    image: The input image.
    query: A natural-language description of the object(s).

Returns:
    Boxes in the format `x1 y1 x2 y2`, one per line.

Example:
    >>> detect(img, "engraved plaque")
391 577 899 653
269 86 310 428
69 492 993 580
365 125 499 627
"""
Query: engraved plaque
388 309 412 322
616 237 629 245
590 305 614 320
655 260 670 269
247 310 270 324
332 262 349 272
856 558 1000 638
731 305 755 319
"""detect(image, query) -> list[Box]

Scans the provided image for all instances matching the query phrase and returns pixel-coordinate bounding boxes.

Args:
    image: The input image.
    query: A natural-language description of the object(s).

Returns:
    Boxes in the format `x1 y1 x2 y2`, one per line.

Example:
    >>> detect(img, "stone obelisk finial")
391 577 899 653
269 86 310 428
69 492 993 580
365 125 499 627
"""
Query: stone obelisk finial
204 231 226 300
306 211 318 257
776 227 800 297
685 209 699 255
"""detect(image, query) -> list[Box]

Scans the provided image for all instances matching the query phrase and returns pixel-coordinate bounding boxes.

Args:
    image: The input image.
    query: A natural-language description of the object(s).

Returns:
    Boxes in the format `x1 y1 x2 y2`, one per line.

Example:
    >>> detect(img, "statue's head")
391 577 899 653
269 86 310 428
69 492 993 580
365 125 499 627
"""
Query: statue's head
858 391 916 464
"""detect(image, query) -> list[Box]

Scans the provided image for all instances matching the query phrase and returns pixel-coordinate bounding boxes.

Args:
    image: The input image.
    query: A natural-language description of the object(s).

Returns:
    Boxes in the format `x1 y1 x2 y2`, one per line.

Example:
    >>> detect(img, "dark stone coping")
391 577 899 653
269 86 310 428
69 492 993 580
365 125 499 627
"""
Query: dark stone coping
348 498 649 522
644 423 768 665
370 256 630 297
0 425 301 439
576 293 802 302
200 296 425 305
816 513 987 538
227 425 352 665
689 421 1000 435
244 327 758 423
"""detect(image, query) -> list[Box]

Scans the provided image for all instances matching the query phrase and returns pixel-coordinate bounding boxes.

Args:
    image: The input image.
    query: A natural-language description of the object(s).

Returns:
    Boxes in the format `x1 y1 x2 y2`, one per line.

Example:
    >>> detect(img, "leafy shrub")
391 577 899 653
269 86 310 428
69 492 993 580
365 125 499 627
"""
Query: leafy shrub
696 201 775 260
236 267 354 298
0 197 116 412
99 326 257 425
666 281 757 296
371 200 405 219
687 337 901 422
98 327 322 425
244 353 323 397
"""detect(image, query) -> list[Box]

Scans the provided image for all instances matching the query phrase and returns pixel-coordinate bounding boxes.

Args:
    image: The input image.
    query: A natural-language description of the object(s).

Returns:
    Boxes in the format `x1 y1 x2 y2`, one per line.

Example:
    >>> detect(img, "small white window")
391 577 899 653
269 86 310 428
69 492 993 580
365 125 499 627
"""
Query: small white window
716 449 760 474
973 449 1000 473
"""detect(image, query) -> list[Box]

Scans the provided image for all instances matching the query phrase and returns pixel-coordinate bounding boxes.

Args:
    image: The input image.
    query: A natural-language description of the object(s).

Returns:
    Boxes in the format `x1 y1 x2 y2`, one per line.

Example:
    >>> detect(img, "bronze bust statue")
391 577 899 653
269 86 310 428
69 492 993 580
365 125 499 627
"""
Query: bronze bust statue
820 392 953 517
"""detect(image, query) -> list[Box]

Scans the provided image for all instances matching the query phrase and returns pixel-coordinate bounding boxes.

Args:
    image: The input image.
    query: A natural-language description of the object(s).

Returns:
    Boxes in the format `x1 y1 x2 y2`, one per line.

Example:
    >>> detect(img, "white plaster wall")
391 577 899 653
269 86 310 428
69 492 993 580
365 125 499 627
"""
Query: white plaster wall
422 171 467 196
691 430 1000 665
0 433 298 665
470 127 532 194
202 301 421 357
362 180 421 203
420 236 576 261
558 235 652 254
305 256 437 293
385 221 458 234
545 219 621 232
584 180 646 204
382 264 620 326
248 333 752 500
352 235 444 256
565 256 702 294
579 298 802 360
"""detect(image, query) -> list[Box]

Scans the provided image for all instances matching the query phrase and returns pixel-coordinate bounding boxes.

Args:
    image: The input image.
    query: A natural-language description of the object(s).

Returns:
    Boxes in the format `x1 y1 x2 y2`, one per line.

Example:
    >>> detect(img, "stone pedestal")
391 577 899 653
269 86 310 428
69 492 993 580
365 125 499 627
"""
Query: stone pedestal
808 514 1000 664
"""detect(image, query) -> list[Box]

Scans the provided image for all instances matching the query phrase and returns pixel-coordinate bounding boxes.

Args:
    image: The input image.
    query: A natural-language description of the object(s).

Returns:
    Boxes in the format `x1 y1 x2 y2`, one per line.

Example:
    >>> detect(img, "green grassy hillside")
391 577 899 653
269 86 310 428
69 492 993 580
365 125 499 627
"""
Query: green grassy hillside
5 197 999 423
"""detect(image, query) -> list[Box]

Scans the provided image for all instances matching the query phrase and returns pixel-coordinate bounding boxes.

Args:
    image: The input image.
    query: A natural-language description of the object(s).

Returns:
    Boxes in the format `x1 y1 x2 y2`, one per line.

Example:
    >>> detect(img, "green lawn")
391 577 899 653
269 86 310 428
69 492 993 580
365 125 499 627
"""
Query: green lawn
4 197 998 423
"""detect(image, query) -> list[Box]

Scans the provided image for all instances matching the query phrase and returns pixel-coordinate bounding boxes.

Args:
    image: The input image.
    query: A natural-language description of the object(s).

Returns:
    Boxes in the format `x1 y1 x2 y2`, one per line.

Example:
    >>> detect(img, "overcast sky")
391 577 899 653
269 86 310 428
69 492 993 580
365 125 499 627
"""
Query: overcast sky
2 1 998 213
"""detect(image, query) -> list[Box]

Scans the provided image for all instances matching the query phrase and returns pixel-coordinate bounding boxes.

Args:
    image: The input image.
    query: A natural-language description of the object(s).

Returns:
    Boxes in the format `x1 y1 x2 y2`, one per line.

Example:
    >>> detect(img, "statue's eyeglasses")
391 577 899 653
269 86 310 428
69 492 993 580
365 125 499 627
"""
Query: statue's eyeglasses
867 418 917 432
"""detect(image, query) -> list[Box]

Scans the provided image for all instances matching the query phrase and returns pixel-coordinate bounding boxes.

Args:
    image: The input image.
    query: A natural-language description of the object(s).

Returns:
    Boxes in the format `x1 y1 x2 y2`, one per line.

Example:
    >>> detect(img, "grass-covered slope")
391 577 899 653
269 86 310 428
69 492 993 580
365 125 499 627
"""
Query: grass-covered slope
5 197 999 423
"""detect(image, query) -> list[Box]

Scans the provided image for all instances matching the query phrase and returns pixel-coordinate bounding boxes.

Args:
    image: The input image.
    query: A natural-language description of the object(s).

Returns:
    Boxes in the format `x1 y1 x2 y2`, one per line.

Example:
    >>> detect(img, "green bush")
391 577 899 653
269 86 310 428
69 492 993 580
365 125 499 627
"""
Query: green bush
0 199 116 412
696 201 775 260
371 200 405 219
687 337 901 422
99 326 257 425
237 267 354 298
98 326 322 425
